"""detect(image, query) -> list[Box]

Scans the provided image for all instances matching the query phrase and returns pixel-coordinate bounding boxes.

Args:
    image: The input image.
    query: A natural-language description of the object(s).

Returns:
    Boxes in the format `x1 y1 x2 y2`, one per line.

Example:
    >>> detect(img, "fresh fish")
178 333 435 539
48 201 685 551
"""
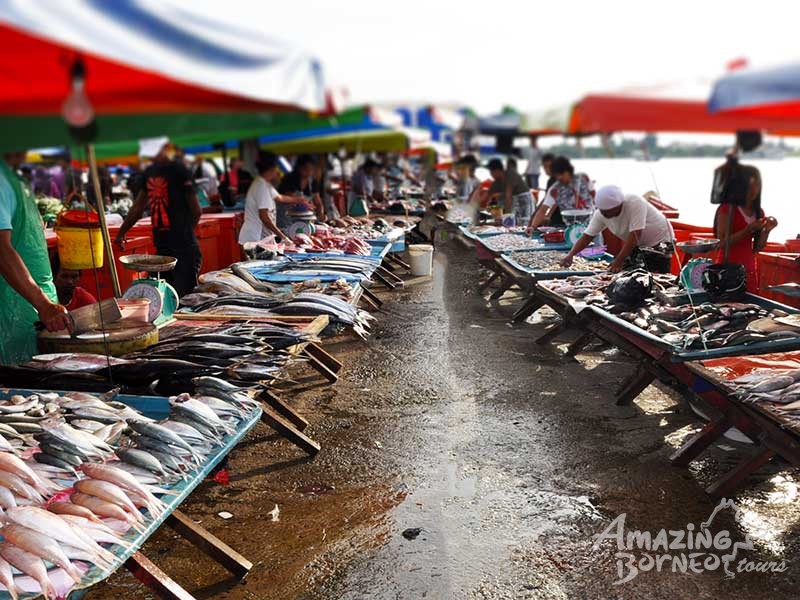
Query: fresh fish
750 375 795 394
0 555 20 600
128 420 200 457
0 471 42 502
116 448 167 477
70 492 145 533
1 523 82 583
0 542 57 600
48 501 107 525
81 463 166 518
74 479 143 521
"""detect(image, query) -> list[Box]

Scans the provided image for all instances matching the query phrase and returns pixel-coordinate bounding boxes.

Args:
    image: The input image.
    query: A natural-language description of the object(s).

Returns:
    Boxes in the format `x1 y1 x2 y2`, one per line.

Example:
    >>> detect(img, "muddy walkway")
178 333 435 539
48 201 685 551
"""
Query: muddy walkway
87 237 800 599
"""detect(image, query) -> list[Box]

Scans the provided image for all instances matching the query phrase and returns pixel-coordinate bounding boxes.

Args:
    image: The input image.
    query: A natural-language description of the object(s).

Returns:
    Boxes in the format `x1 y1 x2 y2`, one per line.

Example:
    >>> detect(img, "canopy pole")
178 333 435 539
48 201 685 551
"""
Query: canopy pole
86 144 121 297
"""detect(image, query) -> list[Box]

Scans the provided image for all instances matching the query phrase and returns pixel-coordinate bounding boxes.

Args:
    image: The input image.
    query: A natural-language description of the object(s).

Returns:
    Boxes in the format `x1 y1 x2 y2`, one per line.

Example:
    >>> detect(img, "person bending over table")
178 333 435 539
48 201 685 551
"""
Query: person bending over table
527 156 594 233
560 185 675 274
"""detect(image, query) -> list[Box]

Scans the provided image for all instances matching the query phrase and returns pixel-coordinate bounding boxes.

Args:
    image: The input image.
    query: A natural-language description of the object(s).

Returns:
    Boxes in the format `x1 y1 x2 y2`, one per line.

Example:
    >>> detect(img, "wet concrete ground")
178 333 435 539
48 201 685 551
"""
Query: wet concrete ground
87 235 800 599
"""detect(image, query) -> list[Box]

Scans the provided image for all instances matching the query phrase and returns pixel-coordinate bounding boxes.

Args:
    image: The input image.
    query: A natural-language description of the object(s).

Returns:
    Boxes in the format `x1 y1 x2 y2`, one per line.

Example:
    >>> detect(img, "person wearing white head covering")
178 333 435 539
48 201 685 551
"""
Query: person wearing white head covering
560 185 675 273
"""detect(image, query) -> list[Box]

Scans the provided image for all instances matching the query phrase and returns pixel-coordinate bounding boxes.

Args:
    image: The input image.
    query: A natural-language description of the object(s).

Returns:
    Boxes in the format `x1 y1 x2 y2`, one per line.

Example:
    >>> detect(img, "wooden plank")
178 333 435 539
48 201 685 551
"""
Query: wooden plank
377 265 403 284
488 274 515 300
302 348 339 383
511 296 544 323
305 341 343 372
535 321 568 345
358 292 380 311
260 405 321 455
706 447 777 498
165 510 253 579
125 551 197 600
615 368 656 406
566 331 596 357
372 271 396 290
360 285 384 308
670 414 734 467
259 390 309 431
387 253 411 270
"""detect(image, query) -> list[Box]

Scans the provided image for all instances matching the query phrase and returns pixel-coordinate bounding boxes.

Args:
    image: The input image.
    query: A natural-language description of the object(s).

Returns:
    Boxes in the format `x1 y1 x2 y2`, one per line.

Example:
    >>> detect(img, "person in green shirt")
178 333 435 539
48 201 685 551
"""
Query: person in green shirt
0 152 71 365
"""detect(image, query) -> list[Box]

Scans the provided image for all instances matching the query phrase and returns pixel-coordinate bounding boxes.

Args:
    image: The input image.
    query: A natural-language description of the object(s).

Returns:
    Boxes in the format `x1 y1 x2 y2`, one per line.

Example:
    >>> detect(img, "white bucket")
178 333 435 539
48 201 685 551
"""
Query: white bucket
408 244 434 276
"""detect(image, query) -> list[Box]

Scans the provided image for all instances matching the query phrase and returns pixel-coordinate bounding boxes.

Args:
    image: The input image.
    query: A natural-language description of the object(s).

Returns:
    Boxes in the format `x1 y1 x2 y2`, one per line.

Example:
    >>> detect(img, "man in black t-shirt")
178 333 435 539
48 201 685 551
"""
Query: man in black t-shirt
115 143 202 296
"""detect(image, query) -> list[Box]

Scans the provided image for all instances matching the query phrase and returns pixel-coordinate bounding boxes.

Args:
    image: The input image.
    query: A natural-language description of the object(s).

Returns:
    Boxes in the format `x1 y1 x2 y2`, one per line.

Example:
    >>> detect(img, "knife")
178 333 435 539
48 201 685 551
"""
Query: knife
35 298 123 336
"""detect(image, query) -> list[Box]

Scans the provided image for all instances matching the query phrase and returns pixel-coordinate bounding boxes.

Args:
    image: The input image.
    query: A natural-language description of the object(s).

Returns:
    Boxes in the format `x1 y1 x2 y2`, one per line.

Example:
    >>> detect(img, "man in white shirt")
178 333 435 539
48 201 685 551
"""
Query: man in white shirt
521 135 542 190
560 185 675 273
238 152 311 245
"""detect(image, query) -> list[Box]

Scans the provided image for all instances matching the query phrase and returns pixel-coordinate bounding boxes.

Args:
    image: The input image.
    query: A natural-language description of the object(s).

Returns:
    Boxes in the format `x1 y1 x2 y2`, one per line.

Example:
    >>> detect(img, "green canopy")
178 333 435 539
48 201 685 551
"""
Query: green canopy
1 108 368 157
261 129 409 154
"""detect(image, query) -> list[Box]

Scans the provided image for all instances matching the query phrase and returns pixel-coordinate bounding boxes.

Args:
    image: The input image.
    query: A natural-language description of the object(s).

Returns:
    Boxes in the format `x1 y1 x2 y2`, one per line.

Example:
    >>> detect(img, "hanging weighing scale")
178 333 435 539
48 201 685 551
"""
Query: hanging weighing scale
120 255 180 326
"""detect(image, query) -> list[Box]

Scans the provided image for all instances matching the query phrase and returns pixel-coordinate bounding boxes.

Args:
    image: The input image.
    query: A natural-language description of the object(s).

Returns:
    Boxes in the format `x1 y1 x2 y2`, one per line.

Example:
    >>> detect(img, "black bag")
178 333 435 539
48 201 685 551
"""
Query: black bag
607 269 653 307
701 263 747 301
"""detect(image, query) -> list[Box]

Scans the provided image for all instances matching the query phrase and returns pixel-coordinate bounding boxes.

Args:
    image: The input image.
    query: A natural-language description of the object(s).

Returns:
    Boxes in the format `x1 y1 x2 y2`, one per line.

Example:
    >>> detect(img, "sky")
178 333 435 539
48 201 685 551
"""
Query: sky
188 0 798 116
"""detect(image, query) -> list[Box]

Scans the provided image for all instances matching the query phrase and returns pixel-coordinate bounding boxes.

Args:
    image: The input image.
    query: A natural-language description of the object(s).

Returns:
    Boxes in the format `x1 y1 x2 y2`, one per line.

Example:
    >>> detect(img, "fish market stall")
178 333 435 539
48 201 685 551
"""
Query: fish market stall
676 354 800 496
0 387 261 599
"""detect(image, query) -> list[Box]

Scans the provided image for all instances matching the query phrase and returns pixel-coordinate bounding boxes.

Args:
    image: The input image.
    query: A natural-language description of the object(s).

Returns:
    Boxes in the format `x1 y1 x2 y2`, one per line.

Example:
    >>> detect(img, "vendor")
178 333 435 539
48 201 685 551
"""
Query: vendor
713 164 777 291
0 152 71 365
348 158 380 217
527 156 593 232
455 154 480 203
560 185 675 273
486 158 534 225
50 254 97 311
278 154 325 228
115 141 202 297
239 152 312 245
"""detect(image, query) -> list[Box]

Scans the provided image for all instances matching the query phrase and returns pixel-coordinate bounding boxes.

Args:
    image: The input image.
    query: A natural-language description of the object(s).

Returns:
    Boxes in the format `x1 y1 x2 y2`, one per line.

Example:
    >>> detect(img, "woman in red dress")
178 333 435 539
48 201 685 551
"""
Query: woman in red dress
713 165 778 292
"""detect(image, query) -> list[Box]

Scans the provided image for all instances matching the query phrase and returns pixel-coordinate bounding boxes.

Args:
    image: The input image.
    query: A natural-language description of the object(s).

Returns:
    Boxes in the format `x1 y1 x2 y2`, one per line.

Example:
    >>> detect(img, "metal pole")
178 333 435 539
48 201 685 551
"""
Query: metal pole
86 144 121 297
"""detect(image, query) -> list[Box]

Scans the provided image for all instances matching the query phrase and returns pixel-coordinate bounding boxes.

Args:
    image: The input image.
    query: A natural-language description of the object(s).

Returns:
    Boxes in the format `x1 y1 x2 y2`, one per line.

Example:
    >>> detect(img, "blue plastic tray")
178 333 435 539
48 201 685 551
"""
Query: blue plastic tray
502 252 612 280
0 389 261 599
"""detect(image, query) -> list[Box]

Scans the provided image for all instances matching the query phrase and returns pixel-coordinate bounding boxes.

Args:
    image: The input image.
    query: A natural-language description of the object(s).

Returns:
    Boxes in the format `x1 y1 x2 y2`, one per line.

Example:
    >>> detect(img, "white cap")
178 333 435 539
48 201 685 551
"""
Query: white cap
595 185 624 210
139 136 170 158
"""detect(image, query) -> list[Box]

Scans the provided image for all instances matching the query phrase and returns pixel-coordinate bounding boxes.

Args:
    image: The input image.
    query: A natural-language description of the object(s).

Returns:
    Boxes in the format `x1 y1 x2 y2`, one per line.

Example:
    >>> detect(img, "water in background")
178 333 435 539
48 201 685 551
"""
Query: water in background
569 158 799 243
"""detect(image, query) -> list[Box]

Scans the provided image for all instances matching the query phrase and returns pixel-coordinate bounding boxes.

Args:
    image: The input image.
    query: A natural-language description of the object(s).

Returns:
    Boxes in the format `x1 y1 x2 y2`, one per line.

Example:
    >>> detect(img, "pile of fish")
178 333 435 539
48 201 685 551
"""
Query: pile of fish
0 382 259 599
468 225 522 236
730 369 800 413
541 273 616 299
270 292 375 338
507 250 608 273
481 234 545 252
615 302 799 351
255 256 377 280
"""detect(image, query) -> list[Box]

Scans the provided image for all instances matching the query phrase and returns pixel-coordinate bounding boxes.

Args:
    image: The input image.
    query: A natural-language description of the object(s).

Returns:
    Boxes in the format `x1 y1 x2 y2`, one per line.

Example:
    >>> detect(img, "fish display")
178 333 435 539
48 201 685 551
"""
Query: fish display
269 292 375 338
507 250 608 273
0 387 257 599
730 369 800 409
541 271 800 352
481 234 546 252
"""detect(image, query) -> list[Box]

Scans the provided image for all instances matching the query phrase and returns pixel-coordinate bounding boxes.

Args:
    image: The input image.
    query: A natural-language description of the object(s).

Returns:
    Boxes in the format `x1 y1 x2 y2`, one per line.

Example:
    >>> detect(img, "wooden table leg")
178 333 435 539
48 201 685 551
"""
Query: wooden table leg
166 510 253 579
360 285 384 308
511 296 544 323
305 341 343 373
387 254 411 270
535 321 568 345
125 551 197 600
489 275 515 300
670 414 733 467
377 265 403 284
359 292 380 311
615 367 656 406
478 271 500 294
566 331 596 357
301 348 339 383
259 390 309 431
260 406 321 455
706 447 777 498
372 271 396 290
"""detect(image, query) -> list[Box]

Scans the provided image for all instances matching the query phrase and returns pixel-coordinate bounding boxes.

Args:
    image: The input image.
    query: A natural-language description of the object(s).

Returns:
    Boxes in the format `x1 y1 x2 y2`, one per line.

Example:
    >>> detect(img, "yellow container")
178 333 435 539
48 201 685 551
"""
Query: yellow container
55 225 104 270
